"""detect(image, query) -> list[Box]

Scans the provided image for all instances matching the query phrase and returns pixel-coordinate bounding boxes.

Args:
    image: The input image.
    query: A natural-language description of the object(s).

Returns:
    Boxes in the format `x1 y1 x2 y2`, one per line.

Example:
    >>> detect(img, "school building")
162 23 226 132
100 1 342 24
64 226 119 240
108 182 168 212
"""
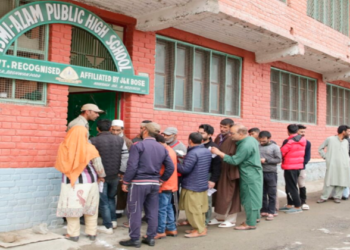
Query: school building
0 0 349 232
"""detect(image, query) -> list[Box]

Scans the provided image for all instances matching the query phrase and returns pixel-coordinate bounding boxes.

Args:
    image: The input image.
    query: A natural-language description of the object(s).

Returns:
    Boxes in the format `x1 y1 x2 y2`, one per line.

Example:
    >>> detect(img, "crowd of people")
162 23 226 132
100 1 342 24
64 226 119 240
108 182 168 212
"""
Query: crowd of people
54 103 350 248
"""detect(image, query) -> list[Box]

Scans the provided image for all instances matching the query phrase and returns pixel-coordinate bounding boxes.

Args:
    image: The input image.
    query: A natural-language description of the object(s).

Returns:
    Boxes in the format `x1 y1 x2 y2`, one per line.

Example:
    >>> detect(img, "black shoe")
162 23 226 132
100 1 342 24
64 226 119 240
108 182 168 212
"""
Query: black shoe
116 213 123 219
142 237 155 246
342 196 349 200
120 239 141 248
63 234 79 242
87 235 96 241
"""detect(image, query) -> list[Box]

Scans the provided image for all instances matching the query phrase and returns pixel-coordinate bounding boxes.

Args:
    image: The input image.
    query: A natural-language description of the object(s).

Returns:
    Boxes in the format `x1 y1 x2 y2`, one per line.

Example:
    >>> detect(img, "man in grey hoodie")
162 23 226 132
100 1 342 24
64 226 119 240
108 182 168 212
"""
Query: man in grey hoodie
258 131 282 221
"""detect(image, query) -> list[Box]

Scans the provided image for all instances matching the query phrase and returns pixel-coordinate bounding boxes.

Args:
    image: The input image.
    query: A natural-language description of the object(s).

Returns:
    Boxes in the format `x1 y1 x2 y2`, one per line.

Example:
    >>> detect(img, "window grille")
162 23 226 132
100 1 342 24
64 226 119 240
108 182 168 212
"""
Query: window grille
0 0 48 105
155 36 242 116
70 26 122 72
326 84 350 126
307 0 349 36
270 68 317 123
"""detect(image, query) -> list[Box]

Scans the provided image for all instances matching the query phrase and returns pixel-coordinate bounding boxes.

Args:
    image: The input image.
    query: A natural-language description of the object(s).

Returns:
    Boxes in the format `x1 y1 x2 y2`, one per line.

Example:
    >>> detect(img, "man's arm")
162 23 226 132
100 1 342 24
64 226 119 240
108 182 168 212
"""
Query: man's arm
123 144 140 184
223 144 250 166
265 145 282 165
177 152 196 175
160 151 175 183
304 140 311 164
318 138 329 159
280 140 291 158
120 141 129 173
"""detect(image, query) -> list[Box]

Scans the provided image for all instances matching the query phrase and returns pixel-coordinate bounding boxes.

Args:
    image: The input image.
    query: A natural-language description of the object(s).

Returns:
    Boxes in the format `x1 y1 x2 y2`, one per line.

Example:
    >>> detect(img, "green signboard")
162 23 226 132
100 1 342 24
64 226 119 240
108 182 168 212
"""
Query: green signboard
0 1 149 94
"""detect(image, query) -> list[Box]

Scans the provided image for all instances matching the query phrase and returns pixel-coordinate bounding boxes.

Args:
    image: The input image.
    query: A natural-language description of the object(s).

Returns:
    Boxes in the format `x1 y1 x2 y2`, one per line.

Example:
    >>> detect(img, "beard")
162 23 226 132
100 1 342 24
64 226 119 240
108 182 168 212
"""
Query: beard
165 138 174 144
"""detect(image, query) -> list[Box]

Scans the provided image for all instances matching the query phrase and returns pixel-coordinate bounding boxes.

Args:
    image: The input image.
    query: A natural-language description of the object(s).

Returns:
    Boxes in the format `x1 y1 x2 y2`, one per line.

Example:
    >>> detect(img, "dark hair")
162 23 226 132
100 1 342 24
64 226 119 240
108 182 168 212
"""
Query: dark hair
142 120 152 124
248 127 260 134
189 132 203 144
338 125 349 134
298 124 307 130
259 131 271 139
155 134 166 143
220 118 234 127
287 124 299 134
97 119 112 132
199 124 214 135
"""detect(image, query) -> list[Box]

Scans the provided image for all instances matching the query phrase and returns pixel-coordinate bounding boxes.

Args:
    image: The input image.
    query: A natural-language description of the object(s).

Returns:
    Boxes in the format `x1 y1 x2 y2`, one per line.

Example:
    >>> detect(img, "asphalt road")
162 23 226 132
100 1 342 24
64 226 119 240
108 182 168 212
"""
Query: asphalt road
9 190 350 250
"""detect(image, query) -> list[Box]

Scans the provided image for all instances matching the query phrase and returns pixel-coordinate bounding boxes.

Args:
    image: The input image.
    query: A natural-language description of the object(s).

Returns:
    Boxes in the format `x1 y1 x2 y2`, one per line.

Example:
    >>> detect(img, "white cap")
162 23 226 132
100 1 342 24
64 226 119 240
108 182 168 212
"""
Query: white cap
112 119 124 127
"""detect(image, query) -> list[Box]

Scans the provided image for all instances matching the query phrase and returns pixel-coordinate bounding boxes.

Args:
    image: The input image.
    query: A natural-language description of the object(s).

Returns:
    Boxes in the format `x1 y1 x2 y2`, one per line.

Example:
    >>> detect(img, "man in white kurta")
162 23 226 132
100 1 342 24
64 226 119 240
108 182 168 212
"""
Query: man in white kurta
317 125 350 203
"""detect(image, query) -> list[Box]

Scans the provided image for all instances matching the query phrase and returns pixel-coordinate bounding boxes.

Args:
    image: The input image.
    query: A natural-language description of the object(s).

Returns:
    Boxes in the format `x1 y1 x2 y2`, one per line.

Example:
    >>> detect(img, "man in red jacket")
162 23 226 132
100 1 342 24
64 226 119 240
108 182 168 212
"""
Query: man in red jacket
280 124 306 214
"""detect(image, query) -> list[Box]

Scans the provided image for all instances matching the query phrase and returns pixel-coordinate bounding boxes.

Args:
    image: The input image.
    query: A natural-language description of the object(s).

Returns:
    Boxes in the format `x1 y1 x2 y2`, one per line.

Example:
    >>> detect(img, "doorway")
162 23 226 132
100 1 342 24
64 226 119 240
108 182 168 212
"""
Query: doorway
67 88 118 137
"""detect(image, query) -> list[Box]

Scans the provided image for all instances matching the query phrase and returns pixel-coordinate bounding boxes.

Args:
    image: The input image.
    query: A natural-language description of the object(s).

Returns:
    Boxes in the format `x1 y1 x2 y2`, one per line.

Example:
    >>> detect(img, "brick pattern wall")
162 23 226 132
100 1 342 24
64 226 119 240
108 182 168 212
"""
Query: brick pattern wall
122 27 349 159
0 24 71 169
0 168 62 232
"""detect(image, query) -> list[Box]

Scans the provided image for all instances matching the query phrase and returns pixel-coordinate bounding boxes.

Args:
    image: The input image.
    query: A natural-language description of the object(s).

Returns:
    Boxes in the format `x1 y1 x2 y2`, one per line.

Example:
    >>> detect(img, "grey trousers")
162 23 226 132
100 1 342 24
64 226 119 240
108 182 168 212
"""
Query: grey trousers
321 185 344 200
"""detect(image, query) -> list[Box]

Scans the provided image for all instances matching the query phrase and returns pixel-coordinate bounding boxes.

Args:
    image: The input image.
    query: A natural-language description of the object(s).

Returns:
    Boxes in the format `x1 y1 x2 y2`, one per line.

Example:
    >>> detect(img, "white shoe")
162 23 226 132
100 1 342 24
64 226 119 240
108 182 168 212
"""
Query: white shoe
97 226 113 234
112 221 117 229
301 204 310 210
208 218 223 225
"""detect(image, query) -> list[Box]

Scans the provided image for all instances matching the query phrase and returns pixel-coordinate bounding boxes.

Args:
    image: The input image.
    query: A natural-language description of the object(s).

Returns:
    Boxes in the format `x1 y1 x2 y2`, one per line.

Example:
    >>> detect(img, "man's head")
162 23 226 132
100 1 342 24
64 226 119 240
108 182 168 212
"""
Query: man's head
80 103 104 121
287 124 299 135
220 118 234 135
188 132 203 147
337 125 350 139
111 119 124 136
258 131 272 146
248 127 260 140
97 119 111 132
297 124 307 137
139 120 152 136
155 133 166 146
142 122 161 139
229 123 248 141
163 127 178 144
198 124 214 143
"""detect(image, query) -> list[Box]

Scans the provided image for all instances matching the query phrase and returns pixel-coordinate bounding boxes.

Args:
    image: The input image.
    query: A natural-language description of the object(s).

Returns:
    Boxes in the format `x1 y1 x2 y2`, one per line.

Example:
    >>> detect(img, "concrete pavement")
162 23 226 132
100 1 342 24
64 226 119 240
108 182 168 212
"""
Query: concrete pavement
8 185 350 250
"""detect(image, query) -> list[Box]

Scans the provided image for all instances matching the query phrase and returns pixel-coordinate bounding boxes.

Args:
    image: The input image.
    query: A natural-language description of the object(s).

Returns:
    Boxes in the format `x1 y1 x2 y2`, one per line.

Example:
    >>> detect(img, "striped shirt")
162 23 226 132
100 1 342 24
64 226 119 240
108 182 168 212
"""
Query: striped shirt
62 157 106 184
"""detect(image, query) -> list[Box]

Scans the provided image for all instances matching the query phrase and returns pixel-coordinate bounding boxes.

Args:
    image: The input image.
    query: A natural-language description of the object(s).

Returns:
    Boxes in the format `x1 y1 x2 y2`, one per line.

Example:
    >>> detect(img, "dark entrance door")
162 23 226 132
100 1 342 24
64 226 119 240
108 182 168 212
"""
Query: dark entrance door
67 91 117 137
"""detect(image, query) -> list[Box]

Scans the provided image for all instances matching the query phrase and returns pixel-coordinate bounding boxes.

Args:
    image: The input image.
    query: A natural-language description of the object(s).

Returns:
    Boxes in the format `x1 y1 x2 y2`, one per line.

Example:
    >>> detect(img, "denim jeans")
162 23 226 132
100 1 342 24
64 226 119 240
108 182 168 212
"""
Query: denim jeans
158 192 177 233
99 177 119 229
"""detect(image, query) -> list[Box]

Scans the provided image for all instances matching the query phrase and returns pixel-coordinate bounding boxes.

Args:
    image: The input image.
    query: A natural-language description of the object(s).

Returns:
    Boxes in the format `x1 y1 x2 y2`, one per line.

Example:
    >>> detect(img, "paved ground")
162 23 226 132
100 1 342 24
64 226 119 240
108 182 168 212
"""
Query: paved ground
8 186 350 250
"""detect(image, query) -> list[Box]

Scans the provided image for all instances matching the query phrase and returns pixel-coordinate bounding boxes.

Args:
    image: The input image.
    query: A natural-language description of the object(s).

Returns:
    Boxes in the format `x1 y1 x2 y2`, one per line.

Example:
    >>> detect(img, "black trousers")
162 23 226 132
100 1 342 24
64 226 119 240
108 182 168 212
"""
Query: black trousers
261 172 277 214
284 170 301 207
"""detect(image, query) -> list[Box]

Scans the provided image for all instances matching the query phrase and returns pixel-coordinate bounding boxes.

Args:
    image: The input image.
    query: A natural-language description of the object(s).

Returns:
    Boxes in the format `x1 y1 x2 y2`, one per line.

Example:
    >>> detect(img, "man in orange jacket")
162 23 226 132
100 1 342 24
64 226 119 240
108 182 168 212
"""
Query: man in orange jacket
154 134 178 239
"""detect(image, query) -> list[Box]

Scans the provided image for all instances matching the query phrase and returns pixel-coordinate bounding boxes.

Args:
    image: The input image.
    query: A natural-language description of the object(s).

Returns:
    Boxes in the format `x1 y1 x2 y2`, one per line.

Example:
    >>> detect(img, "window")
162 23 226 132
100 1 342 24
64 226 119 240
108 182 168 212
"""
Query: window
270 68 317 123
307 0 349 36
0 0 48 104
327 84 350 126
70 25 123 72
155 37 242 116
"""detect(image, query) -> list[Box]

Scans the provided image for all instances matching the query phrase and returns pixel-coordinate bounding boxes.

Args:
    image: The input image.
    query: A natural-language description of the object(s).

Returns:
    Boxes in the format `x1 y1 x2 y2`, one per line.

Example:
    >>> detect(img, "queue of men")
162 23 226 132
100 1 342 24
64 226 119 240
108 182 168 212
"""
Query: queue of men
57 103 350 247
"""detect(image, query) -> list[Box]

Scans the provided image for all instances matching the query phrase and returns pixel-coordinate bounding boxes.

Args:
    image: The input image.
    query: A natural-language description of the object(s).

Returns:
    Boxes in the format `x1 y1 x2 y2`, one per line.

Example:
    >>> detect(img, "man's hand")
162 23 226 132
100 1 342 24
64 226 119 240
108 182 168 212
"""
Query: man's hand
98 177 105 183
122 184 129 192
211 147 225 158
261 158 266 163
208 181 215 189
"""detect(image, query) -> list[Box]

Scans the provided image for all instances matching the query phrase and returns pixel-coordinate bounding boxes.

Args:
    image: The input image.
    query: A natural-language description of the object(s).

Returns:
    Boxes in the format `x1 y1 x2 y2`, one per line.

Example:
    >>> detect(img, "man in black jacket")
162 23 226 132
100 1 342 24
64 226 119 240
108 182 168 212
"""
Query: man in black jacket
90 119 128 234
198 124 221 225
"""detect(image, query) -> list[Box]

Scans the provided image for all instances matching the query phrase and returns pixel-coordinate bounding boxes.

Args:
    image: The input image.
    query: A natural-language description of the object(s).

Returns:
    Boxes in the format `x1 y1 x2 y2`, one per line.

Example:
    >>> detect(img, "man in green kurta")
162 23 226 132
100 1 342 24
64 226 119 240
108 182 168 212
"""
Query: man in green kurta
211 124 263 230
317 125 350 203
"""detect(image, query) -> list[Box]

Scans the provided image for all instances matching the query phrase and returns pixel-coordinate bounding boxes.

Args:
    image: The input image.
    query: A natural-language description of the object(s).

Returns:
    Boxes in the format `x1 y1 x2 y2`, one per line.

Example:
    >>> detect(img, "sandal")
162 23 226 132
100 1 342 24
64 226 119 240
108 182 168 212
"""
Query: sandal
122 222 130 228
218 221 236 228
266 214 274 221
260 213 268 217
234 222 256 230
208 218 224 225
177 220 189 226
